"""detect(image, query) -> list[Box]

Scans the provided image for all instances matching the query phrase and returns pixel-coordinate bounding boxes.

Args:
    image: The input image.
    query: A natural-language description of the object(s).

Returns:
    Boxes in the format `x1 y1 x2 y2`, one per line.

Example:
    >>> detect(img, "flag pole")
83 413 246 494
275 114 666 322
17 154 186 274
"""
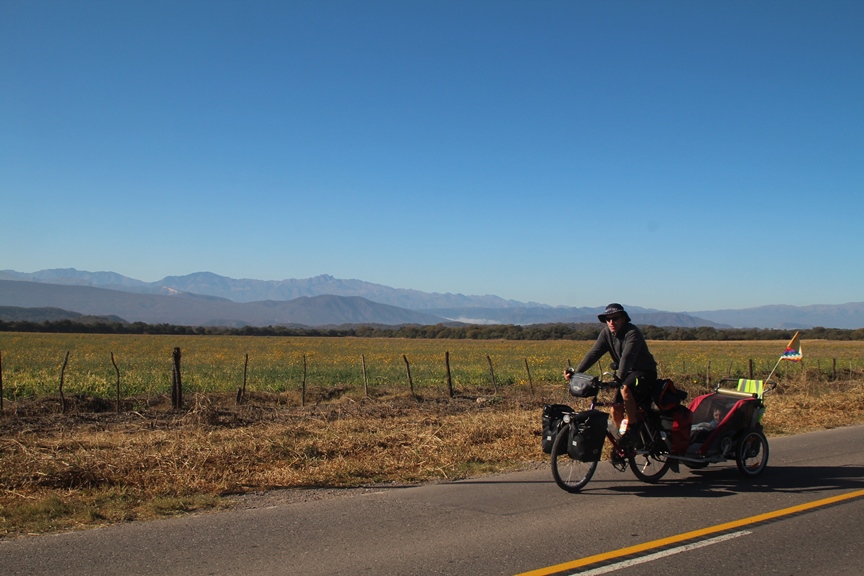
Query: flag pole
764 357 783 384
766 331 802 383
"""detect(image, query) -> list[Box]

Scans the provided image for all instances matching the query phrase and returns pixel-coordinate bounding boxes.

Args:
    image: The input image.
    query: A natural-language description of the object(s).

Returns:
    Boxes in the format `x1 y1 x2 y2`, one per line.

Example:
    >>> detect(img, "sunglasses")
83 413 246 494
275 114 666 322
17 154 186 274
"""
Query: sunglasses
605 315 624 323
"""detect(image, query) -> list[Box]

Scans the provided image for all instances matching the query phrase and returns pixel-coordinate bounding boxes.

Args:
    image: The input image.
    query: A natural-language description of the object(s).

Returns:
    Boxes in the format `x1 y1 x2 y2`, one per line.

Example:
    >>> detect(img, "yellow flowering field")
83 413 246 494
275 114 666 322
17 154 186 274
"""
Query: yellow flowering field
1 333 861 401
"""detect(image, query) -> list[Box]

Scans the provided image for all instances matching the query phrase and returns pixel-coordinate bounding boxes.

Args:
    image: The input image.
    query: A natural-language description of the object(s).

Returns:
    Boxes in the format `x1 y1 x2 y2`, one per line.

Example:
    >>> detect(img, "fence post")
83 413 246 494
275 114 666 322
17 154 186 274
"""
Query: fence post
706 361 711 388
301 354 307 407
832 358 837 381
361 354 369 397
445 351 454 398
748 359 754 380
524 358 534 396
402 355 416 399
111 352 121 413
486 356 498 393
237 353 249 404
171 347 182 409
0 350 4 413
59 350 70 414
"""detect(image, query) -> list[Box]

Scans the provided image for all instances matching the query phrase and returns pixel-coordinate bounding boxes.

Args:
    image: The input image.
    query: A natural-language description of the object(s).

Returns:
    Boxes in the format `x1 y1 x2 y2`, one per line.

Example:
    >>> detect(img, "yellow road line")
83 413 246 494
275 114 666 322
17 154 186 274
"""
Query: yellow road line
516 489 864 576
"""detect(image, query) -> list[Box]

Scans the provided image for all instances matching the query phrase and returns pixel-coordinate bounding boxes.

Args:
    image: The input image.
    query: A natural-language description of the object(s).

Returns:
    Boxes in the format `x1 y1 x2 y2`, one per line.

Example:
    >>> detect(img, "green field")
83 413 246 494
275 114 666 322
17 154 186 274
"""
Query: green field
1 333 861 402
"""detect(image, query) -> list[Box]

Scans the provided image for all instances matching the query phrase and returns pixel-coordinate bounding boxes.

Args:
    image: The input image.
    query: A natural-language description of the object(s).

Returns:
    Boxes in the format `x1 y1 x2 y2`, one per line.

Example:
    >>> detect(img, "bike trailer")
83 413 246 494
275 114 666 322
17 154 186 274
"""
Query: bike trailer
687 386 765 457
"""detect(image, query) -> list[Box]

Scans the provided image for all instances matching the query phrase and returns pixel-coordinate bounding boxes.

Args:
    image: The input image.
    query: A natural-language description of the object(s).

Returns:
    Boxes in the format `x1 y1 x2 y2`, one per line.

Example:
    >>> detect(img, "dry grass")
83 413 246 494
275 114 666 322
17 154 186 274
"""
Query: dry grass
2 375 863 538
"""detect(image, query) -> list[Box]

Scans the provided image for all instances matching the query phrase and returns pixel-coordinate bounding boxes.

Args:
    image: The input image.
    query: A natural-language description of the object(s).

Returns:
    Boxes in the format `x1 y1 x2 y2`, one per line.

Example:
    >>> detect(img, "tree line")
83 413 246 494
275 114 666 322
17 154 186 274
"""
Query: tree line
1 318 863 341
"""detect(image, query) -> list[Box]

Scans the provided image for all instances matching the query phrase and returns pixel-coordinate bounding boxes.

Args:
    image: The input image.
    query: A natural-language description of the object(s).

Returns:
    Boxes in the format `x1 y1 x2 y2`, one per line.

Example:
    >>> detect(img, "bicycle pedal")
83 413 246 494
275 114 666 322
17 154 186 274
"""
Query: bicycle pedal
610 452 628 471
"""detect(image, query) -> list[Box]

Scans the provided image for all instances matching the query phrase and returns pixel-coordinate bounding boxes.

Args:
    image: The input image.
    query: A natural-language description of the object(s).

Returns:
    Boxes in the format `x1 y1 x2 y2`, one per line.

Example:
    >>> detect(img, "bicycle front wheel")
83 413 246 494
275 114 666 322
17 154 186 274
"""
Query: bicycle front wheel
550 426 598 493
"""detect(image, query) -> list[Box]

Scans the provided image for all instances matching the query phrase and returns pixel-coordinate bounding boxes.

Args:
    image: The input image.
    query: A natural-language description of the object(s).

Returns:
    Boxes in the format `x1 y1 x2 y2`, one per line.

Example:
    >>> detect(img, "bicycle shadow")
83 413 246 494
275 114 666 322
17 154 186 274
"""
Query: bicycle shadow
598 464 864 498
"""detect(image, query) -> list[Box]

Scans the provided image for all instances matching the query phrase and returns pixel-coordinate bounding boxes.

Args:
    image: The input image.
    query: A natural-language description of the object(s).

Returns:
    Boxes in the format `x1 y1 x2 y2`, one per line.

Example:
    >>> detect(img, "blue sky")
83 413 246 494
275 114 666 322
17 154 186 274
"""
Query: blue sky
2 0 862 312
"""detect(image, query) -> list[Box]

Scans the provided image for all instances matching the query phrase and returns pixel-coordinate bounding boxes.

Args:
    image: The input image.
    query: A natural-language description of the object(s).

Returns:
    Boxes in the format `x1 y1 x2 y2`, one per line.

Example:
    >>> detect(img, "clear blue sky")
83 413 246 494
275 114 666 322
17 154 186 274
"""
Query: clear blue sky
2 0 862 312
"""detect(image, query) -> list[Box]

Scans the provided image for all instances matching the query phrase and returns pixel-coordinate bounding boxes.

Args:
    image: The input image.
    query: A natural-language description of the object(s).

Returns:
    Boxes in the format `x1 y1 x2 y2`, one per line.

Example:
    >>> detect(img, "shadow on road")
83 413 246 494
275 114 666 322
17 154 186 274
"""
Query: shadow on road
587 464 864 499
443 463 864 501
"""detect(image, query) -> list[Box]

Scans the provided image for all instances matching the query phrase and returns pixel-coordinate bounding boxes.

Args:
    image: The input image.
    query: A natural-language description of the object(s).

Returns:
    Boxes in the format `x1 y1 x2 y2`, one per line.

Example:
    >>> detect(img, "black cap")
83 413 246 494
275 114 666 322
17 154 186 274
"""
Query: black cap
597 303 631 323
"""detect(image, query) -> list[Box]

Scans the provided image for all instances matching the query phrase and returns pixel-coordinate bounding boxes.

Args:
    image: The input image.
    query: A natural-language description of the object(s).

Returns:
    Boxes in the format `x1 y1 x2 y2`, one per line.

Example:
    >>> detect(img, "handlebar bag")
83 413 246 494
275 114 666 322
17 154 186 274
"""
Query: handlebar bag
567 410 608 462
541 404 575 454
568 373 600 398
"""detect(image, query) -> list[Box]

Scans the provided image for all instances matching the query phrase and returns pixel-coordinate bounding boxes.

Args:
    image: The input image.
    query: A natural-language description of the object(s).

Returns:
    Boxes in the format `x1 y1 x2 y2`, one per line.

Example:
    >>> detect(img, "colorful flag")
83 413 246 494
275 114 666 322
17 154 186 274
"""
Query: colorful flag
780 331 802 362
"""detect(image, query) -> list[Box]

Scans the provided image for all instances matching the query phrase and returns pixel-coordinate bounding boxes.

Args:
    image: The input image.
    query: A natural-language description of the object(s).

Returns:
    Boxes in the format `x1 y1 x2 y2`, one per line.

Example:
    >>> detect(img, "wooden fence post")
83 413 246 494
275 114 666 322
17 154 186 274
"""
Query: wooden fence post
171 347 182 410
111 352 121 413
361 354 369 397
524 358 534 396
445 351 454 398
0 350 4 413
486 356 498 393
748 359 754 380
403 355 416 399
301 354 307 407
832 358 837 381
59 350 70 414
706 361 711 387
237 353 249 404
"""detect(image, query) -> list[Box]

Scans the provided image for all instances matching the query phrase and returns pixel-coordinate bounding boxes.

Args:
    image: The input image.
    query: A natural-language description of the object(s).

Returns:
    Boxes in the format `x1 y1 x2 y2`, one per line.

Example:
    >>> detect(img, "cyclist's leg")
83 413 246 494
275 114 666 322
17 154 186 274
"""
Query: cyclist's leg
611 389 625 431
620 374 640 424
621 371 656 423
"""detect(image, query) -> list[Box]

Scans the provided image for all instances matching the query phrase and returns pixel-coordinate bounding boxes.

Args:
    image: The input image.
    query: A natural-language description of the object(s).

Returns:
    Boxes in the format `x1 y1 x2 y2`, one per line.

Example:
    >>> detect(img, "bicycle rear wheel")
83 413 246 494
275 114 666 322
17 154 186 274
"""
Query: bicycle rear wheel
627 416 671 483
550 426 598 493
628 451 671 483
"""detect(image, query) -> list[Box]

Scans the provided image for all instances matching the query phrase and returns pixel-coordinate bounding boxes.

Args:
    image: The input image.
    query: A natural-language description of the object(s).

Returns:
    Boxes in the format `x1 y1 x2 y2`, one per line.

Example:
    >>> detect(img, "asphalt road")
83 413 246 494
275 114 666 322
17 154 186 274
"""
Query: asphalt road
2 425 863 576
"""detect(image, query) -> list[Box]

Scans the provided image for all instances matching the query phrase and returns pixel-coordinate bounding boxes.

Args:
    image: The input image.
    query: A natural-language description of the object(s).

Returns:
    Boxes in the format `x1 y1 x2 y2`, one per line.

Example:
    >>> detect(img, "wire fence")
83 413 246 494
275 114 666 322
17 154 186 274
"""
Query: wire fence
1 334 862 414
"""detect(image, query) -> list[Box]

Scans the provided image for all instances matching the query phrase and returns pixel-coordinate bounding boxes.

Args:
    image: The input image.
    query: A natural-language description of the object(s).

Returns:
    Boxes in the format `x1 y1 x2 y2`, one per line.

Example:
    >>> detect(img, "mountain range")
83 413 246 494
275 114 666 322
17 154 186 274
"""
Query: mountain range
1 268 862 329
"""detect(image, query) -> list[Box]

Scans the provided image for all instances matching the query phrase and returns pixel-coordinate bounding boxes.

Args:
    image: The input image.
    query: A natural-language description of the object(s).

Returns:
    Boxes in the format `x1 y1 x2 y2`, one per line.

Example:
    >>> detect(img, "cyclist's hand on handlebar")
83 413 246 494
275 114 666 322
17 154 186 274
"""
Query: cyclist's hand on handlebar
601 372 623 389
564 367 575 381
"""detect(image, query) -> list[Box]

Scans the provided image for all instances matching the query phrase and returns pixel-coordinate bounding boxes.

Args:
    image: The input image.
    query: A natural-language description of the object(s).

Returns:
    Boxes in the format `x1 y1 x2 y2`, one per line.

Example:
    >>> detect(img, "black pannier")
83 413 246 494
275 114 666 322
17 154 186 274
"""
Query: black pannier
568 372 600 398
567 410 608 462
541 404 575 454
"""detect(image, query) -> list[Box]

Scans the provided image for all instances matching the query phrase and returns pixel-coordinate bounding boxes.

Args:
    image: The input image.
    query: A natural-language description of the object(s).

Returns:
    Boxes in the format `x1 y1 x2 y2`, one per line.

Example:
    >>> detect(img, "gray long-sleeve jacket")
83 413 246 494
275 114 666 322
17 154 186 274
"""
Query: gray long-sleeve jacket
574 323 657 380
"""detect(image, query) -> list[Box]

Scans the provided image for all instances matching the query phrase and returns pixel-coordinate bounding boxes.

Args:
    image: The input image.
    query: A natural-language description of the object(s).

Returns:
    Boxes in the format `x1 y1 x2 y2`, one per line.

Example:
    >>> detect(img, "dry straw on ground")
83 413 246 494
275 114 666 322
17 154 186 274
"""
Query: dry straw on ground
2 375 863 538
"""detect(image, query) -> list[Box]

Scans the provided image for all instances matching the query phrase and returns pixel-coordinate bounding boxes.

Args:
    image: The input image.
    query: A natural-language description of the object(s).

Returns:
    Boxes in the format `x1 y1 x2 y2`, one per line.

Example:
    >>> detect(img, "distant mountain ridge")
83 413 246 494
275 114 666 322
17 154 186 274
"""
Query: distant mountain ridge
0 269 536 309
1 268 862 329
0 280 449 327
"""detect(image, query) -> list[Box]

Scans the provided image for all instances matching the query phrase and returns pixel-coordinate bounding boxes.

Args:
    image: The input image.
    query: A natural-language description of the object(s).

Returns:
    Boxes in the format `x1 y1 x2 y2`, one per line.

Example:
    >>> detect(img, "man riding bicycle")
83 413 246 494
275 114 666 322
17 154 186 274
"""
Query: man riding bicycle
566 303 658 441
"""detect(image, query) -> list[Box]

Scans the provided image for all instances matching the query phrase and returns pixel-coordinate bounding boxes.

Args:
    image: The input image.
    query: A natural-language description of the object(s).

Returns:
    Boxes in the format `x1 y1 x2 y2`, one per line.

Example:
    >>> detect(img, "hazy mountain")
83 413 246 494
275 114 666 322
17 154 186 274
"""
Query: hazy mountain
690 303 864 330
0 306 126 324
2 268 862 328
0 280 449 327
0 269 538 309
420 307 729 328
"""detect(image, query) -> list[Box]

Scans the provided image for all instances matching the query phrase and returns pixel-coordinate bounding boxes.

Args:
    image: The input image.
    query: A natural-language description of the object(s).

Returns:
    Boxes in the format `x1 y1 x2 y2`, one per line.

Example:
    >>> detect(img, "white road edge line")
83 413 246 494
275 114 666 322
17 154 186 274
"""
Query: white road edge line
569 530 752 576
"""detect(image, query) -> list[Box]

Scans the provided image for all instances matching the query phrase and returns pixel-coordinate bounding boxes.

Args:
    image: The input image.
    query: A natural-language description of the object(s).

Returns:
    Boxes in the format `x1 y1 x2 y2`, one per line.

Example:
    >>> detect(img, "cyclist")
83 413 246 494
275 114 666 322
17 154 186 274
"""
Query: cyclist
566 303 657 441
